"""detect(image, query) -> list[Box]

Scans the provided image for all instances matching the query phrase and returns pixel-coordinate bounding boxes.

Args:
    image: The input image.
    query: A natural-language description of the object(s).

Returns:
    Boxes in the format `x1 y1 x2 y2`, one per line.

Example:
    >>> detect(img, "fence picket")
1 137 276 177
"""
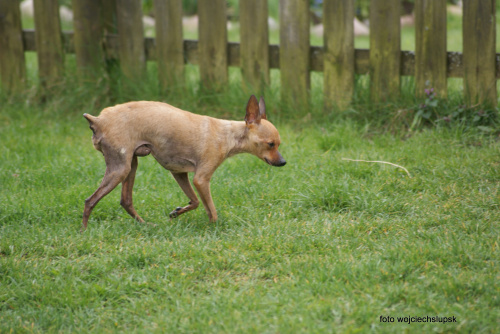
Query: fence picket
33 0 64 89
73 0 104 79
102 0 117 35
280 0 310 106
198 0 228 91
154 0 184 92
0 1 26 93
463 0 497 107
323 0 354 110
370 0 401 102
116 0 146 81
240 0 269 93
415 0 447 99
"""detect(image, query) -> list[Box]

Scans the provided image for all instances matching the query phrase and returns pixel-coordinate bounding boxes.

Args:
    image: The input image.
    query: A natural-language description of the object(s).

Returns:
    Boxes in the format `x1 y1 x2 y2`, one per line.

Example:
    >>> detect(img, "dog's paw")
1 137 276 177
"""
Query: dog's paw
169 207 183 218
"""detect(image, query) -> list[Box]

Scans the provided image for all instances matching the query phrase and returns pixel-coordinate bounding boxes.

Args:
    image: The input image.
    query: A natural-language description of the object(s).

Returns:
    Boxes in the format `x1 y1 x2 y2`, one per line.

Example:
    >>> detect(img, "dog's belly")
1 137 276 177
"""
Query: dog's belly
151 151 196 173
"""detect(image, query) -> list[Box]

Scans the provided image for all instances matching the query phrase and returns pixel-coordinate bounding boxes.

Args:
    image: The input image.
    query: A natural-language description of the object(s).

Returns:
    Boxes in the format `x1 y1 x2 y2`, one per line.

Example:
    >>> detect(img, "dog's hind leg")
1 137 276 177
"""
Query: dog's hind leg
169 172 200 218
120 156 145 223
82 158 132 231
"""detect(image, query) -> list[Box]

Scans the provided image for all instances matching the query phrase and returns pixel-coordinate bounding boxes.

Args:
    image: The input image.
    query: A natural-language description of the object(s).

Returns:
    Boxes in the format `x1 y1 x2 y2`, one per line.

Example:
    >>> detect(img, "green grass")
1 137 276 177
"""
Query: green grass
1 6 499 332
1 64 499 333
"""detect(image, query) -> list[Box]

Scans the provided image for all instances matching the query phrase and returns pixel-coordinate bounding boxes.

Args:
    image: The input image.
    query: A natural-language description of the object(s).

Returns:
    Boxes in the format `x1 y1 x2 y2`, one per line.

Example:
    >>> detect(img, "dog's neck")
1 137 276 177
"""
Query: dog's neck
220 120 252 158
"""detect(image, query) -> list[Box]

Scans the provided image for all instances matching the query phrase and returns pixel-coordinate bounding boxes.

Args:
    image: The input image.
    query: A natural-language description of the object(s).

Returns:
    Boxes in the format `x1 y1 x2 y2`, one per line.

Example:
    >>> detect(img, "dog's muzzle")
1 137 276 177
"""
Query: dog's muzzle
265 156 287 167
274 159 286 167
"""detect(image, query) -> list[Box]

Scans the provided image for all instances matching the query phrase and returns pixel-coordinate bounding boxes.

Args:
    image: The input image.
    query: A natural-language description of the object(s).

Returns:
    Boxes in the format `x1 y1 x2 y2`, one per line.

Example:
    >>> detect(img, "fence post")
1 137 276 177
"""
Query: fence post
369 0 400 102
102 0 117 34
116 0 146 82
198 0 228 91
280 0 310 107
0 1 26 94
33 0 64 90
323 0 354 110
154 0 184 92
463 0 497 107
415 0 447 99
73 0 104 80
240 0 269 93
101 0 119 80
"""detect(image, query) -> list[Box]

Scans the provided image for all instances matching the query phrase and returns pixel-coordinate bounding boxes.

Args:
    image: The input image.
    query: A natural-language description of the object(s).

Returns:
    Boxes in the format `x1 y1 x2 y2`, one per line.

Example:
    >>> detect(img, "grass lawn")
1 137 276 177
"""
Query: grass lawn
1 4 499 332
1 78 499 332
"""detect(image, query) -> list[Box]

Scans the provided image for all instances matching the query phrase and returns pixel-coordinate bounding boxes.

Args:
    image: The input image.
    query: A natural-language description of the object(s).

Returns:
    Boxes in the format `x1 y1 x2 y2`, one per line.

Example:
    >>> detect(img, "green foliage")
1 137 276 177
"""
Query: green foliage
396 88 499 133
355 0 371 20
142 0 153 14
58 0 72 8
354 0 461 20
182 0 198 16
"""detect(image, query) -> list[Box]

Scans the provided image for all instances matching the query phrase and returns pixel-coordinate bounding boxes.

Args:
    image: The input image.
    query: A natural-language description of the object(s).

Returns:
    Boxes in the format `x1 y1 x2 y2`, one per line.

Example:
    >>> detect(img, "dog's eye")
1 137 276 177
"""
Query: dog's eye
268 142 275 148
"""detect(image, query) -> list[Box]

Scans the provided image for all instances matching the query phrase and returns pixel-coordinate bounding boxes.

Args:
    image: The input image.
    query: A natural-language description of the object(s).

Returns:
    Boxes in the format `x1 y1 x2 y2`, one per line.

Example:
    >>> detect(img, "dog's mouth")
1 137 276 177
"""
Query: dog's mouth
264 157 287 167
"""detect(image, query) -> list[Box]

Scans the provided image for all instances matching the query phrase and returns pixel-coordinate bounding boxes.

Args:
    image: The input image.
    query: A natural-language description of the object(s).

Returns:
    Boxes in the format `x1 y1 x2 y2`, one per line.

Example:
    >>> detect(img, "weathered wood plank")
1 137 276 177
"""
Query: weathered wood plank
463 0 496 106
33 0 64 89
401 51 416 76
496 54 500 79
240 0 269 93
354 49 370 75
447 52 463 78
101 0 117 68
21 30 500 81
116 0 146 81
102 0 117 34
415 0 447 98
198 0 228 91
369 0 400 102
280 0 310 106
228 42 240 67
310 46 323 71
184 39 198 64
73 0 104 79
323 0 354 109
269 44 280 69
154 0 184 91
0 1 26 93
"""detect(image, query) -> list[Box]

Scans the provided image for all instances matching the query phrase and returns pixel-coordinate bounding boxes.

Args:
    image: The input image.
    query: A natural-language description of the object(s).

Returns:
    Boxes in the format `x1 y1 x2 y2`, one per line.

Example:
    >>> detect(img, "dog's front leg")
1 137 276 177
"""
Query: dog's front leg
193 171 217 223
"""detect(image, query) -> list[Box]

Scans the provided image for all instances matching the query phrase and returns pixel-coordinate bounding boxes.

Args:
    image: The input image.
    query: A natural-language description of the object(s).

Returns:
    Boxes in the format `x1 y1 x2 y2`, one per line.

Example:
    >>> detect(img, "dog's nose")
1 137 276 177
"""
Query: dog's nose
275 160 286 167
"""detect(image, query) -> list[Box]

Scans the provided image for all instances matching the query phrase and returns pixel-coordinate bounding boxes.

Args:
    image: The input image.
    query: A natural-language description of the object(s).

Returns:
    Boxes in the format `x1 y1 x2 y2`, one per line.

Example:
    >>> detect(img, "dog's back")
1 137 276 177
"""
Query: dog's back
84 101 209 154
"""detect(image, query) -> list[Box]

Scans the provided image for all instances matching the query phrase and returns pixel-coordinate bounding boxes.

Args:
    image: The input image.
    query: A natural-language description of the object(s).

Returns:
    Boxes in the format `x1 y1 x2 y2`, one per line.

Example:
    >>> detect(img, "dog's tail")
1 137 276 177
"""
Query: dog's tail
83 113 103 151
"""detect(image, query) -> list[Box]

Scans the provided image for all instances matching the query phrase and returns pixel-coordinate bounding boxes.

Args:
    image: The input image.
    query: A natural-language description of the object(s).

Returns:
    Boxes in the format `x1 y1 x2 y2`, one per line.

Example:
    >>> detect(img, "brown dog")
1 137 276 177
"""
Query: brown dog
81 95 285 230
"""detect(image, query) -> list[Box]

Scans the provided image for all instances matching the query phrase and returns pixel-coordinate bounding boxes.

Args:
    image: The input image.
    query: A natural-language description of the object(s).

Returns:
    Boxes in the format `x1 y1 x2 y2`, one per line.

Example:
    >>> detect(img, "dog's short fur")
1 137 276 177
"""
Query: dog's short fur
81 95 285 230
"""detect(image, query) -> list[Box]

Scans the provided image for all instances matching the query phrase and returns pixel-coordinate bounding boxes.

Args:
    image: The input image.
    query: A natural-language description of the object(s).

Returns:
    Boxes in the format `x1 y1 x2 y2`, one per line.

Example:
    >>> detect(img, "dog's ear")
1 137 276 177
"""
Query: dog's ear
245 95 261 125
258 96 267 120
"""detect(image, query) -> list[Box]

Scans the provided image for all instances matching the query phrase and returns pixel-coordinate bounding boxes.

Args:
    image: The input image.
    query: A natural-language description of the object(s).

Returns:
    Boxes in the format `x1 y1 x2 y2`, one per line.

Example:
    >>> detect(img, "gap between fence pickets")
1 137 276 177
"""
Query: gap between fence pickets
341 158 412 178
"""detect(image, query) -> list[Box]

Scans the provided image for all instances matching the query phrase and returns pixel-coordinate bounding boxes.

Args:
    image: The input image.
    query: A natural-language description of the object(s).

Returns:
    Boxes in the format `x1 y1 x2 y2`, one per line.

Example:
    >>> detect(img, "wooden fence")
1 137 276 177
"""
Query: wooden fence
0 0 498 108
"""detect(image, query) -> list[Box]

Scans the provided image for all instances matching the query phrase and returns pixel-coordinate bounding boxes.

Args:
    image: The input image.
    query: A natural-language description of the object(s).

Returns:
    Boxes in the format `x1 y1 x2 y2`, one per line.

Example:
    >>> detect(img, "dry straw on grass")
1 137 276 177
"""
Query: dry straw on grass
342 158 412 178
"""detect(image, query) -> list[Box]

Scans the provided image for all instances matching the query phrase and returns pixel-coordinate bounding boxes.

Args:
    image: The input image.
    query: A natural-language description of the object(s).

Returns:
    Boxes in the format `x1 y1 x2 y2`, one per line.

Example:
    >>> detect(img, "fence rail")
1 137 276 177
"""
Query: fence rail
0 0 498 107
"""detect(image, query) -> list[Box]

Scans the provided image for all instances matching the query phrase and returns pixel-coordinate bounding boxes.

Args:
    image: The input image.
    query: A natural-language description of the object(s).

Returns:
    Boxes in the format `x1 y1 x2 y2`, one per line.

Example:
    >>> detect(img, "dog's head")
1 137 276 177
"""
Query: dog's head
245 95 286 167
